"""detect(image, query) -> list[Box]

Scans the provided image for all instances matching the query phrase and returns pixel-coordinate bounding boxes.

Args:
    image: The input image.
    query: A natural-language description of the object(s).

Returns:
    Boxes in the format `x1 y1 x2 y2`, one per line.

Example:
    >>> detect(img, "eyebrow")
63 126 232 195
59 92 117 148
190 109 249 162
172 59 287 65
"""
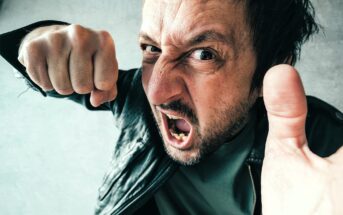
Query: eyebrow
139 30 235 48
139 32 158 45
188 30 235 47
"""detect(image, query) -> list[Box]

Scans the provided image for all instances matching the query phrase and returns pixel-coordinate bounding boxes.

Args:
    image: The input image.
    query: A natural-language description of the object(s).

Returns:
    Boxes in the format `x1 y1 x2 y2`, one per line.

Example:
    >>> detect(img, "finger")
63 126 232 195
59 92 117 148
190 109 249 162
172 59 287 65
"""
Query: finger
263 64 307 148
47 54 73 95
46 33 73 95
93 31 118 92
68 25 95 94
90 86 117 107
21 40 53 91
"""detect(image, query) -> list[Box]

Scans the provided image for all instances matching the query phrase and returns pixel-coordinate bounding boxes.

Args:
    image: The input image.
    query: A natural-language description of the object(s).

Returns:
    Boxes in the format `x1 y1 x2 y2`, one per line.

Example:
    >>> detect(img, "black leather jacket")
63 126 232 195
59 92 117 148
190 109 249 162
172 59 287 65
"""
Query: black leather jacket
1 21 342 215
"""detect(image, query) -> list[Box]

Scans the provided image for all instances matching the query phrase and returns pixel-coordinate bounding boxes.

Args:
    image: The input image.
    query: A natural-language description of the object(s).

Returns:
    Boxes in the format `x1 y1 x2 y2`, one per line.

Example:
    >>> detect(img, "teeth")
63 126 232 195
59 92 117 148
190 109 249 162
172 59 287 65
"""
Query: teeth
181 136 187 142
166 114 181 120
169 129 188 141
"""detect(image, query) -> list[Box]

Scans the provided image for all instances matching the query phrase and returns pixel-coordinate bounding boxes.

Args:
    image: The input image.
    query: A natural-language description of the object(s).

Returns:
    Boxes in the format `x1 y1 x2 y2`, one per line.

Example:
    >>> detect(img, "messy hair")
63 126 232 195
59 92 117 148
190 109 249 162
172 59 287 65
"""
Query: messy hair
244 0 319 90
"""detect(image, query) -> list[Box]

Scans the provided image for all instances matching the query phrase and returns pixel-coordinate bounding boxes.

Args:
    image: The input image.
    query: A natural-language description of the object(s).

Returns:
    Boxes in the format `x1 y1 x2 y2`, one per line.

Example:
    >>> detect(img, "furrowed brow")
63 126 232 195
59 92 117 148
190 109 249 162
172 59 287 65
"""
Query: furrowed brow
188 30 235 47
139 30 236 51
139 32 158 45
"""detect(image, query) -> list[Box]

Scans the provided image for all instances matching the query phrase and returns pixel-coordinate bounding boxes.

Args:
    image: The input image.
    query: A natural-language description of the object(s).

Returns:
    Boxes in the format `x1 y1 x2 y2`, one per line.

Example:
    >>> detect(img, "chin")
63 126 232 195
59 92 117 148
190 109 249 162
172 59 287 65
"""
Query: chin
163 139 203 166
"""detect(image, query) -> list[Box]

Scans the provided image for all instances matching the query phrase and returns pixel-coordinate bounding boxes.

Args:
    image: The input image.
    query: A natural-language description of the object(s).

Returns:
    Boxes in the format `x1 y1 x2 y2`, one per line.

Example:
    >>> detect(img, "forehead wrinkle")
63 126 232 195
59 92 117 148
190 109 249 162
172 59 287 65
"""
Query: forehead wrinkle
142 0 250 58
161 1 236 46
141 0 167 43
159 1 185 48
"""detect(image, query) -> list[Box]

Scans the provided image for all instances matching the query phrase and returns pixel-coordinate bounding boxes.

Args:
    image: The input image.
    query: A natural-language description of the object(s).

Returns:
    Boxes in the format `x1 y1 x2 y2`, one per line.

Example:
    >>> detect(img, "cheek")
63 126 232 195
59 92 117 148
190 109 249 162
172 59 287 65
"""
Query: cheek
141 64 153 93
188 71 252 127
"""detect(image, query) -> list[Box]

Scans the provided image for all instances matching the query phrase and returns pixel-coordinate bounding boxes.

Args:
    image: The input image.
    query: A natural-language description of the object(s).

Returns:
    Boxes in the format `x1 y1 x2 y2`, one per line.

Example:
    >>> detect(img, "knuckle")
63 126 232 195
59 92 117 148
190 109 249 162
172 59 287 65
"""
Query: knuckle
46 32 65 50
73 82 93 94
98 30 114 48
68 24 85 36
98 30 111 40
95 80 113 91
23 41 46 69
25 40 43 56
68 24 91 50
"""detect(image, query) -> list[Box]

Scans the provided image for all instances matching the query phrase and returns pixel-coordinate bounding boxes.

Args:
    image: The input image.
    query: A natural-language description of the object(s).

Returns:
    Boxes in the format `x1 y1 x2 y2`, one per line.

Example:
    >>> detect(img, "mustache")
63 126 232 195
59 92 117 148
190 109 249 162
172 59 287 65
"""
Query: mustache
159 100 198 124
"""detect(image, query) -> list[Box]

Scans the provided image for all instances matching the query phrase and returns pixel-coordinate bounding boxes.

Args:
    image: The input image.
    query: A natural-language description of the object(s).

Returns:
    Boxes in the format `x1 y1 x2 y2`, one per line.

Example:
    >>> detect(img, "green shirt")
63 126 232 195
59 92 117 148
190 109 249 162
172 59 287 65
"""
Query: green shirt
155 113 256 215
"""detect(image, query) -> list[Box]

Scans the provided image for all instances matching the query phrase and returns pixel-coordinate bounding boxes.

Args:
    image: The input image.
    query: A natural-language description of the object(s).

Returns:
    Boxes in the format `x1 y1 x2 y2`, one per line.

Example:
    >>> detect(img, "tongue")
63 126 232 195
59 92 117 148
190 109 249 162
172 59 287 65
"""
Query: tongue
175 119 191 133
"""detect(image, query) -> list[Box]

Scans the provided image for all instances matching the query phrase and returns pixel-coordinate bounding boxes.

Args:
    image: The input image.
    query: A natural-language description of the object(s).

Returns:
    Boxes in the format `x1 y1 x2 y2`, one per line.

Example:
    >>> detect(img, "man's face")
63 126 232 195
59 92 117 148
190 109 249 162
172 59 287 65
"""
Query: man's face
140 0 258 165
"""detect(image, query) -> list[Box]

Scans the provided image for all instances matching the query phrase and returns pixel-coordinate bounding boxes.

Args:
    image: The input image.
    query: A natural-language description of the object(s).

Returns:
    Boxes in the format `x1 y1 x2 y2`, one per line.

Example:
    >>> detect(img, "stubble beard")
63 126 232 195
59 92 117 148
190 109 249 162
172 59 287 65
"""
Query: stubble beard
152 97 256 166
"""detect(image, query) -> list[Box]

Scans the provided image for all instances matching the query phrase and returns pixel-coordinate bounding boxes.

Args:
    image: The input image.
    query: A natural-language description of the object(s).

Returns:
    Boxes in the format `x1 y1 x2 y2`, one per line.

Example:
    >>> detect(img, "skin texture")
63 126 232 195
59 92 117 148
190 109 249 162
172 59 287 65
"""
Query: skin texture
262 65 343 215
16 0 343 213
140 0 258 165
18 24 118 107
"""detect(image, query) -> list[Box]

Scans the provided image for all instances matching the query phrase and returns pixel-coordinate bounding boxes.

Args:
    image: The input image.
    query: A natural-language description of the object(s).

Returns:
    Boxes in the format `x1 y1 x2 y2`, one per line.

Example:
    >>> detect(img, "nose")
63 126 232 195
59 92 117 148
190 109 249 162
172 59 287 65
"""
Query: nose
144 60 185 106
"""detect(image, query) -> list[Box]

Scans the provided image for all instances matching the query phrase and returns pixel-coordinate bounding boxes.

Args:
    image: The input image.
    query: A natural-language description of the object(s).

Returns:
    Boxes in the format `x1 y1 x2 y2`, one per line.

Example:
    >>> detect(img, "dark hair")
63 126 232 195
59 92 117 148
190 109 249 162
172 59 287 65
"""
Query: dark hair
0 0 3 10
244 0 319 91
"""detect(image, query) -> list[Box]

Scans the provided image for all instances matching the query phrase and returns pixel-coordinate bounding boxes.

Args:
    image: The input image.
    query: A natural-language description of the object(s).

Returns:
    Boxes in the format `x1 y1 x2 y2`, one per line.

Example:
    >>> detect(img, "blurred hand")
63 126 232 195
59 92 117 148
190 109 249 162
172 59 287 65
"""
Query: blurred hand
18 24 118 107
262 64 343 215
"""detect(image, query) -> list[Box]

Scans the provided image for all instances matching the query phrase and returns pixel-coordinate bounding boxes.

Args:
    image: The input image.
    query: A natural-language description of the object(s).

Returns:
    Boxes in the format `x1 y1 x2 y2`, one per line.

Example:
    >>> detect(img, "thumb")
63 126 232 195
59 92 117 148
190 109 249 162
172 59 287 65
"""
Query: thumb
263 64 307 148
90 87 117 107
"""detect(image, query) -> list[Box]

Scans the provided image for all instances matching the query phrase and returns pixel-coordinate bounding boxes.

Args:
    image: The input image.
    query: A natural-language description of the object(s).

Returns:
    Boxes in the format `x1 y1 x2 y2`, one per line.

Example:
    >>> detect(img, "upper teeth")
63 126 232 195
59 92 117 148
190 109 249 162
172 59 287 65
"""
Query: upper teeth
166 114 181 120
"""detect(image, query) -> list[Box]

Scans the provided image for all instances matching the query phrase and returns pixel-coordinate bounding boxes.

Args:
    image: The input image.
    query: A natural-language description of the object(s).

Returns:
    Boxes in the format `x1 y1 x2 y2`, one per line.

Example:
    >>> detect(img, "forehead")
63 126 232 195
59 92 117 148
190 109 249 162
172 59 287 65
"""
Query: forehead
141 0 249 45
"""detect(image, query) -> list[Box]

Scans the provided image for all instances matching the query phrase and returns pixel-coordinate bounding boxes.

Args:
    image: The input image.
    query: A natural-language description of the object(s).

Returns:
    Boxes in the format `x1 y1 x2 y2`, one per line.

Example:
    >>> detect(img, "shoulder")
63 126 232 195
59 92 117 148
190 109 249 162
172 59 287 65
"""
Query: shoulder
306 96 343 157
250 96 343 161
112 68 146 115
117 68 142 88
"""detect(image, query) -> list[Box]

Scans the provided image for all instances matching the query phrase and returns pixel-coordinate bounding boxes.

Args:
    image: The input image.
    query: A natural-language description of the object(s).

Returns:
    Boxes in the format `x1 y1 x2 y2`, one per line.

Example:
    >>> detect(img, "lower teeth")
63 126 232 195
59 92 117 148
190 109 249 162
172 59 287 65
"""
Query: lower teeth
169 129 188 141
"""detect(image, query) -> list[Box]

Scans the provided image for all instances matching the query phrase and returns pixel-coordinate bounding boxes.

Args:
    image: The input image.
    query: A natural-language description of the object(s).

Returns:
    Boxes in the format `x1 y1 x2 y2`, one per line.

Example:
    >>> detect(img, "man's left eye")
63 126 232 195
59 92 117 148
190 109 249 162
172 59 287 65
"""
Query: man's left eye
191 49 215 60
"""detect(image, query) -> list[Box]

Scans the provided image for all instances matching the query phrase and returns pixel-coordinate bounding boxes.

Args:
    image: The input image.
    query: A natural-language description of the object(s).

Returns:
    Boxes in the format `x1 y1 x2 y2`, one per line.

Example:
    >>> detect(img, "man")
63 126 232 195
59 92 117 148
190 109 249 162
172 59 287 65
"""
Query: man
0 0 342 214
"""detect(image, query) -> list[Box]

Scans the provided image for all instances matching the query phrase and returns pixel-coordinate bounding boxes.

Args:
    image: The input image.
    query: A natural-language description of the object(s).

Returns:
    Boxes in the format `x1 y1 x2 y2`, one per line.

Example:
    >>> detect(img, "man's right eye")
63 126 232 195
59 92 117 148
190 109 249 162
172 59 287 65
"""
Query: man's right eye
141 44 161 64
141 44 161 53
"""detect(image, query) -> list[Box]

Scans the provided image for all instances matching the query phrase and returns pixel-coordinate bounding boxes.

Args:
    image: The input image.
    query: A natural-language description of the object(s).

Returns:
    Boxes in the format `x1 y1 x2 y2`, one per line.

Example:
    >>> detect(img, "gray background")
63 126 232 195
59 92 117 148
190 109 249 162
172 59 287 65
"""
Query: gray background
0 0 342 215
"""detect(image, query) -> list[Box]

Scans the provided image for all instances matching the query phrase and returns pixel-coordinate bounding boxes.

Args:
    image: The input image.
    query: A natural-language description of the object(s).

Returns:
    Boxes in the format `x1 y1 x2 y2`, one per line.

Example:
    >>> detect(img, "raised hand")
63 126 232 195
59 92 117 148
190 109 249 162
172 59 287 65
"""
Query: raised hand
262 64 343 215
18 24 118 107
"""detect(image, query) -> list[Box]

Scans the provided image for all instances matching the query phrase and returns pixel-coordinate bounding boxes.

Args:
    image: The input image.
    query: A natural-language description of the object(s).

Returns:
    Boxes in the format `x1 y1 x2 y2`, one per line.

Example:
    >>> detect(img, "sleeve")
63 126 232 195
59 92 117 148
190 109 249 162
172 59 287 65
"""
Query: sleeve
0 20 112 111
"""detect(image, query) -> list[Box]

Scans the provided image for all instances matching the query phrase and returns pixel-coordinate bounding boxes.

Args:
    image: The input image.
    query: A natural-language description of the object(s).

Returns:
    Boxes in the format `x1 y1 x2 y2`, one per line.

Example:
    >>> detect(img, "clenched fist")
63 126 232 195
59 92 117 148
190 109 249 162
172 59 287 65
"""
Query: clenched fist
18 24 118 107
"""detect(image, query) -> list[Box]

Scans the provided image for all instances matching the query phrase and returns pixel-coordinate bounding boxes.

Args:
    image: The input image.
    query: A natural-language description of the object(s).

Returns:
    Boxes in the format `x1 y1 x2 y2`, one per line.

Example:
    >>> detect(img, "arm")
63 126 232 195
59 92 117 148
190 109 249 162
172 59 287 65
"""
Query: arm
0 21 119 110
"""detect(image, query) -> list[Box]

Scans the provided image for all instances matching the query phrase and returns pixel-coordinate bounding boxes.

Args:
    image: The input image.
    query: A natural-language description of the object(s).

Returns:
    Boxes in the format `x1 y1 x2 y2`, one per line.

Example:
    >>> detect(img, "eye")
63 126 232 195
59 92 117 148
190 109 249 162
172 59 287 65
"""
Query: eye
191 49 215 61
141 44 161 64
142 44 161 53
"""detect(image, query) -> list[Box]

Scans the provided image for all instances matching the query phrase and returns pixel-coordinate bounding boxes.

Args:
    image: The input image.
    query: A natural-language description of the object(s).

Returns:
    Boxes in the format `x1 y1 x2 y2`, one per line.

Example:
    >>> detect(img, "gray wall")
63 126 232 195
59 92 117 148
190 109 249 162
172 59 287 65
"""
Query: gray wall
0 1 342 215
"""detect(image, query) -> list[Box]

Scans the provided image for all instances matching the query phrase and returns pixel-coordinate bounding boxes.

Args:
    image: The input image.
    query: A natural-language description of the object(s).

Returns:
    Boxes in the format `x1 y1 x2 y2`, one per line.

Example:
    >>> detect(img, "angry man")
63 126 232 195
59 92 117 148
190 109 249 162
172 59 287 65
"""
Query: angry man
0 0 342 214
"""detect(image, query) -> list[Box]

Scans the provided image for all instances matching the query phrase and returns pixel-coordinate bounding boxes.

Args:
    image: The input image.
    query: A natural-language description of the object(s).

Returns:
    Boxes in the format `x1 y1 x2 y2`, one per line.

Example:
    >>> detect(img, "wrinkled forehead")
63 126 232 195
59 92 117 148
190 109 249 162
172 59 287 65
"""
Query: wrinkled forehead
141 0 248 45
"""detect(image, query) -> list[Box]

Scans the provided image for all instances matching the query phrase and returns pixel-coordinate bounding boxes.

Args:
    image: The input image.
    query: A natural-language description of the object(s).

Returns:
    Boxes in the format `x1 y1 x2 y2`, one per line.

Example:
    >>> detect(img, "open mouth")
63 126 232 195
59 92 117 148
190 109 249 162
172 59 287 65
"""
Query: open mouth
167 114 191 141
159 109 194 150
